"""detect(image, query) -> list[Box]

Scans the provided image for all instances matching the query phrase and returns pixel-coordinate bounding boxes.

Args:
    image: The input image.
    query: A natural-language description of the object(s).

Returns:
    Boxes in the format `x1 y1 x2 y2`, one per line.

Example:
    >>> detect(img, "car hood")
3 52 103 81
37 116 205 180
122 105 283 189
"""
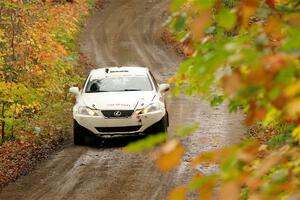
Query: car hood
81 91 156 110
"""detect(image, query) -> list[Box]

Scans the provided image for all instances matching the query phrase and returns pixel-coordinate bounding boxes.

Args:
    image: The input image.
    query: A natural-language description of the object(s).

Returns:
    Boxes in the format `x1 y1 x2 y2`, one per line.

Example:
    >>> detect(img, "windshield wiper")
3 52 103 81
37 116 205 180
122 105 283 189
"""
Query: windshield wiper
123 89 142 91
86 90 109 93
88 89 142 92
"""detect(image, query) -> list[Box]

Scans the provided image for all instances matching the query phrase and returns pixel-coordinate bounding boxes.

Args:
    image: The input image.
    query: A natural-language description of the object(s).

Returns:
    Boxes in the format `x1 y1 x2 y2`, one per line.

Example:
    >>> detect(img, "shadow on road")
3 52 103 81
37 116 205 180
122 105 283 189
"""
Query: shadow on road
84 134 147 148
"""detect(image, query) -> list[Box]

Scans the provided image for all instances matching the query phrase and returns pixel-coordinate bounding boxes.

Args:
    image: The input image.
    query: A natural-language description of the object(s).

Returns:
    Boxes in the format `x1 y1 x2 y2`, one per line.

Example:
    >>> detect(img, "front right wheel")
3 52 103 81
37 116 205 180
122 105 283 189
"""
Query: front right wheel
73 120 86 145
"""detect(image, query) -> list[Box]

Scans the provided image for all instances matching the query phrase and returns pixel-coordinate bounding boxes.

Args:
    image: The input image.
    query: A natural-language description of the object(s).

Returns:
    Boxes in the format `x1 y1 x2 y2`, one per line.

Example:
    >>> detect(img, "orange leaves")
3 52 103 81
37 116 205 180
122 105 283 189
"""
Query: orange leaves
218 181 240 200
238 0 259 27
245 67 269 86
182 37 195 57
264 16 285 41
287 14 300 27
191 147 232 166
198 180 215 199
168 186 187 200
161 135 298 200
237 142 260 163
263 53 291 75
266 0 276 8
155 139 185 172
166 0 300 199
189 10 212 41
188 173 217 199
183 45 195 57
222 71 242 96
254 152 283 178
245 103 266 126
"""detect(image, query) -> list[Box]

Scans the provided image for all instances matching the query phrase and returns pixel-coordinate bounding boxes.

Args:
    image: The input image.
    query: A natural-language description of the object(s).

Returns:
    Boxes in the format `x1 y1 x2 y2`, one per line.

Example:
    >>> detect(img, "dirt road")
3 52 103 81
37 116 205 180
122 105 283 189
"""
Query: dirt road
0 0 244 199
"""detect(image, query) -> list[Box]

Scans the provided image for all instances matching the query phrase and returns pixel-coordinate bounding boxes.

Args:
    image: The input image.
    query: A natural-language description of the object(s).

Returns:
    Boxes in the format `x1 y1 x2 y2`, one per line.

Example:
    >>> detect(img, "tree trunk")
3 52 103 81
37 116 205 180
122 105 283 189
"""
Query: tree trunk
1 103 5 145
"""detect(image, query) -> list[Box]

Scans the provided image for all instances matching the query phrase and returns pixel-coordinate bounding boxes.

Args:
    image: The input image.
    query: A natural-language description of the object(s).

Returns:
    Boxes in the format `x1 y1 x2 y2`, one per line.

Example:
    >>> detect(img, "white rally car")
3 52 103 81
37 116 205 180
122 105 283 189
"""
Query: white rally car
69 66 170 145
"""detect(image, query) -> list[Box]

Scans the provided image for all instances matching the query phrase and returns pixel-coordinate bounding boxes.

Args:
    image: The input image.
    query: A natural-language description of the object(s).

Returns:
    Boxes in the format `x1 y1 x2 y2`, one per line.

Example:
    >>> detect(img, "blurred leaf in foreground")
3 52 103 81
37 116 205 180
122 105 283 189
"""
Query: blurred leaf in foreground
155 139 185 172
175 123 199 137
168 186 187 200
124 133 167 153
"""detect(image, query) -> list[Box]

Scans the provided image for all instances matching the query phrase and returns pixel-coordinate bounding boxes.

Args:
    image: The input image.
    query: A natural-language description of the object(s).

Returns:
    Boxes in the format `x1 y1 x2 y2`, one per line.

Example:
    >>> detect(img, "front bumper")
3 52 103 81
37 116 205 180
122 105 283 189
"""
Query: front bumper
74 109 165 135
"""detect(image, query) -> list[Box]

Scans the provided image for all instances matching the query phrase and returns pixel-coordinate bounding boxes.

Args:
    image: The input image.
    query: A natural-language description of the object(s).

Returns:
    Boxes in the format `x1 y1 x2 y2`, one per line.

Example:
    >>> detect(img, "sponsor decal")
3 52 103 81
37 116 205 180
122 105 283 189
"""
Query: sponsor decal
107 103 131 107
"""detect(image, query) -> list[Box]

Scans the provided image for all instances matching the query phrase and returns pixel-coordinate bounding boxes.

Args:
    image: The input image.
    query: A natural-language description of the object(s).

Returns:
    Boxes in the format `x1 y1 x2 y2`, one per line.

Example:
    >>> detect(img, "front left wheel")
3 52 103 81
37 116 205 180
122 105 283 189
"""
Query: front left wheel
73 120 86 145
145 114 169 134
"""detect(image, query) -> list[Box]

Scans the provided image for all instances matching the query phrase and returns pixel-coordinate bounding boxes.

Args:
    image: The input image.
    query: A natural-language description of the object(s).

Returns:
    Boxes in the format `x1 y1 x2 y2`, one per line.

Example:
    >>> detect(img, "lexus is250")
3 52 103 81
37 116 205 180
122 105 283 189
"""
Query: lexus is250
69 66 170 145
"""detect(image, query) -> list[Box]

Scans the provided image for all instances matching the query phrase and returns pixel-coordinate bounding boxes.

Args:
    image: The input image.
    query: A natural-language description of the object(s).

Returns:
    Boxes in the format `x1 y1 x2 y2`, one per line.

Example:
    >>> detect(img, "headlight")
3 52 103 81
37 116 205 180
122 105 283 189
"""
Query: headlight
142 102 161 114
78 106 98 116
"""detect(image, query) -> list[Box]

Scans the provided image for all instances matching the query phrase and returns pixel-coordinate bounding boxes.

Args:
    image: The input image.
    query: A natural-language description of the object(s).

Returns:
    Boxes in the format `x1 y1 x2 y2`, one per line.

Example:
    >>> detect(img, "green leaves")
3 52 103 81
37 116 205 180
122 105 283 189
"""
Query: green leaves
211 95 225 107
216 8 237 30
170 0 186 12
174 14 186 32
175 123 200 137
166 0 300 198
124 133 167 153
194 0 215 10
0 0 91 144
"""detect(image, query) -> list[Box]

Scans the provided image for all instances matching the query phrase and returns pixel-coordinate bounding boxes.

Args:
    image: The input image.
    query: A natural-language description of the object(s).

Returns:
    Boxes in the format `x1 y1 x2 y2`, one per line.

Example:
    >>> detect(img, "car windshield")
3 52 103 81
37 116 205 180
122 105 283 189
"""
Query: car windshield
85 76 153 93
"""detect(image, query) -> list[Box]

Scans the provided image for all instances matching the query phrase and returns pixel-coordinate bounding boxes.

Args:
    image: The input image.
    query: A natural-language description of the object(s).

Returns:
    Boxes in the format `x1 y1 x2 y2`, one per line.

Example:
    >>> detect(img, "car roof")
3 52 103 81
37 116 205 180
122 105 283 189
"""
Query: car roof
90 66 149 77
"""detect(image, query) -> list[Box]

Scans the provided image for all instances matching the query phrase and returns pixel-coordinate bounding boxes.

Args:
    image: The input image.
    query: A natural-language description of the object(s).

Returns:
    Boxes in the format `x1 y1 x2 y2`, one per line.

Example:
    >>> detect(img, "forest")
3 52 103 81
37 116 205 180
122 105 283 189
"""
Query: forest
0 0 300 199
0 0 91 186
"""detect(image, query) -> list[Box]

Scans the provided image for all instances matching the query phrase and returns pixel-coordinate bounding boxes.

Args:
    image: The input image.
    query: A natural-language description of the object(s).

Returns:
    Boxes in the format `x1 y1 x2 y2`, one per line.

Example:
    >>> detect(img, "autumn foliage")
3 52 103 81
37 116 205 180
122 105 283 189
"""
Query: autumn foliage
126 0 300 199
0 0 90 144
0 0 91 186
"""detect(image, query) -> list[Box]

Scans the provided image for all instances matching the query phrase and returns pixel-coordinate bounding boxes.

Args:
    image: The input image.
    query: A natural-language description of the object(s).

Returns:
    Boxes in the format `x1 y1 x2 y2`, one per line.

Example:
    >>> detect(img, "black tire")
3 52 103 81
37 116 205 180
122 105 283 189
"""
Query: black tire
146 115 168 134
166 111 169 128
73 120 86 145
159 115 168 133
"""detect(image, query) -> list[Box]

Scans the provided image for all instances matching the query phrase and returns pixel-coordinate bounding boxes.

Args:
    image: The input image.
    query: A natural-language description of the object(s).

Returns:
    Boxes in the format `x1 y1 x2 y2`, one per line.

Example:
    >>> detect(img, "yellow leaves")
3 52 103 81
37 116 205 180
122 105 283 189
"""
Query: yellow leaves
165 141 299 200
291 125 300 142
285 98 300 118
0 29 4 38
168 186 187 200
155 139 185 172
284 80 300 98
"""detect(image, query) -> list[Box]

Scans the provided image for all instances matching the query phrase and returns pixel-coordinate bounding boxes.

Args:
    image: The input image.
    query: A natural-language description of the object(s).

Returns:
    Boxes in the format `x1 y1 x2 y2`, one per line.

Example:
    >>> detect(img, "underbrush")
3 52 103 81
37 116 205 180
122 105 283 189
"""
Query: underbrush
0 0 95 188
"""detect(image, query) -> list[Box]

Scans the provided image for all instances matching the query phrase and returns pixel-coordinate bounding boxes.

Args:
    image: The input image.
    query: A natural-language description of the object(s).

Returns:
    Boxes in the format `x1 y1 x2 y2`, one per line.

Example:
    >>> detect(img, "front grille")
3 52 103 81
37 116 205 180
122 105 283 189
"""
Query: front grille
96 126 142 133
101 110 134 118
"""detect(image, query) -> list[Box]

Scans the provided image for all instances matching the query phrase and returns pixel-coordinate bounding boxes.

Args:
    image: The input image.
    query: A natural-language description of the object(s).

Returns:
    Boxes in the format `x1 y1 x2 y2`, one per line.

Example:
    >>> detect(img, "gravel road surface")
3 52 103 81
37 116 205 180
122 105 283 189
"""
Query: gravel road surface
0 0 244 199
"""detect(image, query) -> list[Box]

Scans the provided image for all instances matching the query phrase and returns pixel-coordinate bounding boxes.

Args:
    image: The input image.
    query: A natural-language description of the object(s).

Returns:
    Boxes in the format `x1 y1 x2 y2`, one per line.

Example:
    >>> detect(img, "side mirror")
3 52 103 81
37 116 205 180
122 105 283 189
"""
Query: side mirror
69 87 80 96
158 84 170 93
